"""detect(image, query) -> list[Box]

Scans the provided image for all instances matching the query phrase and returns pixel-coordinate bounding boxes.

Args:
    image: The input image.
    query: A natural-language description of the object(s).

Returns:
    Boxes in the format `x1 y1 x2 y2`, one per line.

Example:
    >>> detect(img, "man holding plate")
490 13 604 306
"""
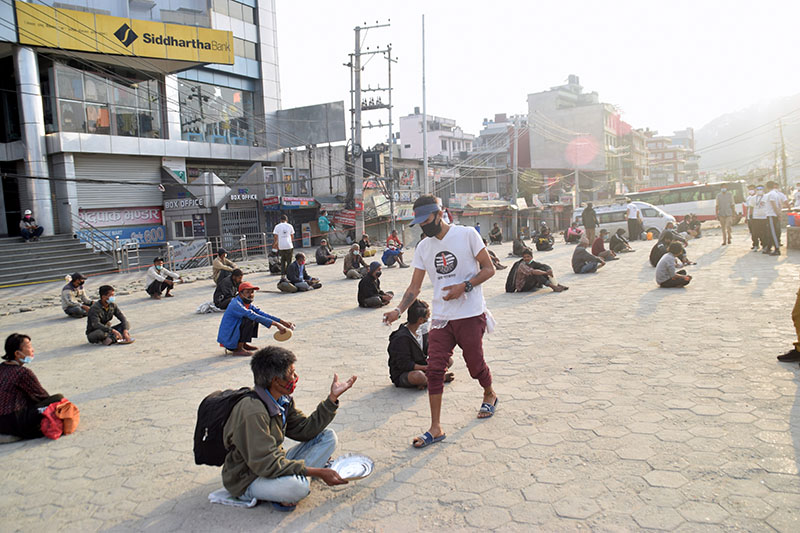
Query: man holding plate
222 346 357 511
383 195 498 449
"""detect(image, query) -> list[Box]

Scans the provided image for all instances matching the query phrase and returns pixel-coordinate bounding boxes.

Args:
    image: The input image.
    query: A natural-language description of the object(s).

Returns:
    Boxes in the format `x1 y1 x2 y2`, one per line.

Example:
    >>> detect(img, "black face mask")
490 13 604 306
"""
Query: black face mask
240 296 253 304
421 217 441 238
375 271 382 278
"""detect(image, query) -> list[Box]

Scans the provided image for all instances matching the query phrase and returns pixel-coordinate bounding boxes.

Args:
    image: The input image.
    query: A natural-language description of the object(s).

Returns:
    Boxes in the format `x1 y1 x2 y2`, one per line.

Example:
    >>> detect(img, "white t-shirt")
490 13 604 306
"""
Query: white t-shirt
411 225 486 321
751 194 768 219
764 190 782 217
273 222 295 250
793 190 800 208
626 203 641 220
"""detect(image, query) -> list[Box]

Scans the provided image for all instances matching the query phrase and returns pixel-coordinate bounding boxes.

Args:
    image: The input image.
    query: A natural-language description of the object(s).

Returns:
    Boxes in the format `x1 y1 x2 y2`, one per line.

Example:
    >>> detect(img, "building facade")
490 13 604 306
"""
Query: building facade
645 128 699 187
398 107 474 162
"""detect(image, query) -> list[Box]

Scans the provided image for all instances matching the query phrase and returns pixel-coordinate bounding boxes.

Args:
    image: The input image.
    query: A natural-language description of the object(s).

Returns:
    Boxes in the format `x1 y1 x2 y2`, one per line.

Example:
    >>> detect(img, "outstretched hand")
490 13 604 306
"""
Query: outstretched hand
329 373 357 402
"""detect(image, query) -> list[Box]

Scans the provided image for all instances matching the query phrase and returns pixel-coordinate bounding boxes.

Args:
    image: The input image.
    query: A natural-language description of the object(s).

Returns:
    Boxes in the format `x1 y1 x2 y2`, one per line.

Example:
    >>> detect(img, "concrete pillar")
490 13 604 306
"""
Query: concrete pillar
50 153 79 234
164 74 182 141
14 46 54 235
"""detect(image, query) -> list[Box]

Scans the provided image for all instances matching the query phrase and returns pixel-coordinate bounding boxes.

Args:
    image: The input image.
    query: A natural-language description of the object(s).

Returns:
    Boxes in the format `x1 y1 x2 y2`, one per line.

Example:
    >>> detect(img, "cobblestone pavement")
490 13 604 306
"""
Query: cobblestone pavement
1 226 800 532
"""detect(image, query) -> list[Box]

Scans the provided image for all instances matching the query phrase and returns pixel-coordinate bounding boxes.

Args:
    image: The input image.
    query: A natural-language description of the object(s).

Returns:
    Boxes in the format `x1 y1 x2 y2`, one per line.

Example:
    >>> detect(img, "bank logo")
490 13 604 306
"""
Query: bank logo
114 24 138 47
434 251 458 275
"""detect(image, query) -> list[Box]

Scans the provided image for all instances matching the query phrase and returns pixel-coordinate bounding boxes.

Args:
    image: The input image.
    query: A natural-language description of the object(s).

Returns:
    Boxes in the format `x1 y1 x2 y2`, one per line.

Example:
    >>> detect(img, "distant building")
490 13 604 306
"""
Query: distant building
398 108 474 161
619 125 649 191
645 128 699 186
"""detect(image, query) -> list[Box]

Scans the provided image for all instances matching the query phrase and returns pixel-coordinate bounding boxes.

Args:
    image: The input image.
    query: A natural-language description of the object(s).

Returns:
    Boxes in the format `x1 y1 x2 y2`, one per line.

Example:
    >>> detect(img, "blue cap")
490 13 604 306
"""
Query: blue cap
410 203 441 226
369 261 382 273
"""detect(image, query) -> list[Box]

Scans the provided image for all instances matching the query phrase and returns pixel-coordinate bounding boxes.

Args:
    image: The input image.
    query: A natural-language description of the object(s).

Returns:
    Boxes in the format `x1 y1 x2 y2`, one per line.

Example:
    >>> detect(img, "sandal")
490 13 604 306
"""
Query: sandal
478 397 498 419
271 502 296 512
412 431 446 448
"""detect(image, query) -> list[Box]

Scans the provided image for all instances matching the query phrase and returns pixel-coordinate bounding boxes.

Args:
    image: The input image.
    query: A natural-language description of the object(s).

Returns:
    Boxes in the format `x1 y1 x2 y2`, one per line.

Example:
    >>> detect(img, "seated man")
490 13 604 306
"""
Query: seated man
650 233 693 267
387 299 453 389
61 272 93 318
572 238 606 274
213 249 237 285
609 228 634 253
506 248 568 293
19 210 44 242
358 262 394 308
280 253 322 293
382 245 409 268
221 346 356 510
534 223 554 251
386 229 404 250
512 233 528 256
214 269 244 310
145 257 183 299
591 229 617 261
656 243 692 288
343 244 368 279
217 282 293 356
482 239 506 270
688 214 702 238
564 222 584 244
489 223 503 244
267 248 282 274
358 234 376 257
315 239 337 266
86 285 133 345
663 222 689 244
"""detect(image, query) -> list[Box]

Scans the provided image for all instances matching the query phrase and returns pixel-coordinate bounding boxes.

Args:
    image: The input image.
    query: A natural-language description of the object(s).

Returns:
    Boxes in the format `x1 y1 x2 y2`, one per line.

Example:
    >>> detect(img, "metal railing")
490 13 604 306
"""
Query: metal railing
121 242 140 272
71 213 122 271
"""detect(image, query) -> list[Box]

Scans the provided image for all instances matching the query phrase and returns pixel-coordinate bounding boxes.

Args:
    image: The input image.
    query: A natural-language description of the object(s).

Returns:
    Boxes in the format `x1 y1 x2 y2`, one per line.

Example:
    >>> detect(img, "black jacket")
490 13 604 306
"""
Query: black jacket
387 324 428 384
649 242 668 267
214 275 238 309
357 275 384 306
286 261 312 284
582 207 598 228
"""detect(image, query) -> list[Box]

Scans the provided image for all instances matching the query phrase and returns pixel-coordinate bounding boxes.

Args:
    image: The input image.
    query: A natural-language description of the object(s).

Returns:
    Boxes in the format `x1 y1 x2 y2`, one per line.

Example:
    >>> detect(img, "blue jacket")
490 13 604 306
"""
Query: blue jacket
286 261 311 284
217 295 281 349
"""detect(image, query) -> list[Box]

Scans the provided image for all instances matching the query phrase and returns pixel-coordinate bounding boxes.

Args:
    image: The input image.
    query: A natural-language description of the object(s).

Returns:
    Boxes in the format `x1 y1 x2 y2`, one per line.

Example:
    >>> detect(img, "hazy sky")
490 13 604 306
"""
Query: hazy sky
276 0 800 146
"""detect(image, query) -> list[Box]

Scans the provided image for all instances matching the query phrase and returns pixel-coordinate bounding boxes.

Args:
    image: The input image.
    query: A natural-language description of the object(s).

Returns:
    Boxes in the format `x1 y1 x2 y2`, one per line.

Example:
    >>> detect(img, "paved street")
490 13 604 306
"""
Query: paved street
1 226 800 532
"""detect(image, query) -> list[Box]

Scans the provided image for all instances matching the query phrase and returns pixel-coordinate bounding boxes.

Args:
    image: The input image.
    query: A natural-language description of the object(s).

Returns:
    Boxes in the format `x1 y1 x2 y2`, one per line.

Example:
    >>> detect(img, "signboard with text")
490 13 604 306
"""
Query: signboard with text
164 198 204 210
79 207 162 228
77 225 166 248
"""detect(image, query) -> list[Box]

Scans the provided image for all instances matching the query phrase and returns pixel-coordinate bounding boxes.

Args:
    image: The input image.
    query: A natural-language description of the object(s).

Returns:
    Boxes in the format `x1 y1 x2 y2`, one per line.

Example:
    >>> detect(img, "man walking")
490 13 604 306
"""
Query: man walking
582 202 598 244
383 195 498 449
272 215 295 277
716 185 735 245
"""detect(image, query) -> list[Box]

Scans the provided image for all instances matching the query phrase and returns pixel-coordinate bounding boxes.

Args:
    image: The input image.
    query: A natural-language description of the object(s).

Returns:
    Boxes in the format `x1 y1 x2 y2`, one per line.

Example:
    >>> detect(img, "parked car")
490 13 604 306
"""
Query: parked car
572 201 676 239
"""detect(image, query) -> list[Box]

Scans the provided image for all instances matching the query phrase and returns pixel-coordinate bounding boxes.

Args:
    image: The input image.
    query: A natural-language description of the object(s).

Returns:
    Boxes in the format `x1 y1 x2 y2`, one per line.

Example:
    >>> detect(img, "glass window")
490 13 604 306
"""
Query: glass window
56 67 83 100
59 100 84 132
234 38 244 57
138 110 160 138
244 40 257 60
178 80 255 144
113 107 138 137
212 0 228 16
228 0 242 20
662 191 681 204
642 208 658 217
86 104 110 134
84 74 108 103
173 220 193 238
441 139 447 150
241 3 255 23
111 81 137 107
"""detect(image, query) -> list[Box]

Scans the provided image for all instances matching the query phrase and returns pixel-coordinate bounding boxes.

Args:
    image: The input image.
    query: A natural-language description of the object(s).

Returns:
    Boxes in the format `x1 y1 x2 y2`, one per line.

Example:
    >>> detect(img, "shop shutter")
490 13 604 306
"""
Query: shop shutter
74 155 162 208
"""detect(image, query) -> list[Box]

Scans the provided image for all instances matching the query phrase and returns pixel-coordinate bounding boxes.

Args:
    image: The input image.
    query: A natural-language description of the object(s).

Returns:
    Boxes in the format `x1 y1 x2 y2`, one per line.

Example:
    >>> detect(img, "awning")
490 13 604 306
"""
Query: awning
465 200 515 210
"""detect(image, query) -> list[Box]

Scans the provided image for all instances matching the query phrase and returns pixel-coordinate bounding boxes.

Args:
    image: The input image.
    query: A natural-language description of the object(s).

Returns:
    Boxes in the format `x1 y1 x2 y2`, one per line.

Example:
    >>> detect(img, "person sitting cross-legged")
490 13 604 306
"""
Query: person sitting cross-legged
220 346 357 511
609 228 634 253
656 242 692 288
564 222 584 244
591 229 618 261
214 269 244 310
217 282 294 356
572 238 605 274
388 299 453 389
61 272 93 318
507 248 568 293
279 253 322 293
358 262 394 308
315 239 336 266
86 285 133 345
343 244 368 279
511 232 528 257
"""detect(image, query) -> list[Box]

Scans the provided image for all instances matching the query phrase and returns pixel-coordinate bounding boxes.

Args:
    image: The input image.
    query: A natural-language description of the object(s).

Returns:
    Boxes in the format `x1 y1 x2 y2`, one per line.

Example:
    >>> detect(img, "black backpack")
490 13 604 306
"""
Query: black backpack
193 387 263 466
505 260 522 293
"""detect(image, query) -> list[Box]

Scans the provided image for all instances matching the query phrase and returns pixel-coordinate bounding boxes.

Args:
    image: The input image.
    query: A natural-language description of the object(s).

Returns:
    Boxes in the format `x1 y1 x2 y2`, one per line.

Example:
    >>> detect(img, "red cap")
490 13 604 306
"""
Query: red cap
238 282 260 292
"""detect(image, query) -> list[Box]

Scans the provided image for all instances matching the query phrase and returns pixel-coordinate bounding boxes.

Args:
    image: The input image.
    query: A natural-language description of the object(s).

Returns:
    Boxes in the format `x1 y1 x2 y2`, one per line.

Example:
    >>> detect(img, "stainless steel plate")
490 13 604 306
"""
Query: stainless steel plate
330 453 374 481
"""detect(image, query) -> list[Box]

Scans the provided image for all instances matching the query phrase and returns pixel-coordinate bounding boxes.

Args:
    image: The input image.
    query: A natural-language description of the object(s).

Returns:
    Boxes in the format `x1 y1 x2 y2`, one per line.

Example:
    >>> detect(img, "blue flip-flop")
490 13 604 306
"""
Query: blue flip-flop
413 431 446 448
271 502 297 512
478 397 498 419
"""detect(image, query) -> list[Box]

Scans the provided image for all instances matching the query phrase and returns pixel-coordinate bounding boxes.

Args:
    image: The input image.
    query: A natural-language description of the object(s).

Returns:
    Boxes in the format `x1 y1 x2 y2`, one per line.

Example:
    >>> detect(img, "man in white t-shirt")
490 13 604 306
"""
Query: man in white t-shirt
750 184 769 251
625 200 643 241
763 181 783 256
272 214 296 276
383 195 497 449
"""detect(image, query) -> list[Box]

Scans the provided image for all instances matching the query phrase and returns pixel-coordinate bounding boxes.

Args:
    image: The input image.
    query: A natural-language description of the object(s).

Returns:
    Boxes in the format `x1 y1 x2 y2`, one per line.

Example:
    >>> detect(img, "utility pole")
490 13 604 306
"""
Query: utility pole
421 14 428 195
387 44 396 232
512 116 519 235
780 120 788 190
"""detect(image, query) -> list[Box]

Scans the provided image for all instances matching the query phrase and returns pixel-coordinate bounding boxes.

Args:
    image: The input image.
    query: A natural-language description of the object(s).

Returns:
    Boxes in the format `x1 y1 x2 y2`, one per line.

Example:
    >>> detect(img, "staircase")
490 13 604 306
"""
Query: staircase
0 234 119 288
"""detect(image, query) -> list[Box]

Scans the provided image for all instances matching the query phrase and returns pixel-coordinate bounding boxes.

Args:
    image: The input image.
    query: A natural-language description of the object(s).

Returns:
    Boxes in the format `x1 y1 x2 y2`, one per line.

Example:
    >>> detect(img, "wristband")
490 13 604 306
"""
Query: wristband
393 307 401 315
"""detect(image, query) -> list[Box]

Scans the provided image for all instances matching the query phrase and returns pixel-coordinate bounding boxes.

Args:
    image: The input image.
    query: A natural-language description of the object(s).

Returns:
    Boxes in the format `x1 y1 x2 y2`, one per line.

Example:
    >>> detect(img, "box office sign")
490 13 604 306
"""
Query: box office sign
164 198 204 210
15 1 234 65
79 207 162 229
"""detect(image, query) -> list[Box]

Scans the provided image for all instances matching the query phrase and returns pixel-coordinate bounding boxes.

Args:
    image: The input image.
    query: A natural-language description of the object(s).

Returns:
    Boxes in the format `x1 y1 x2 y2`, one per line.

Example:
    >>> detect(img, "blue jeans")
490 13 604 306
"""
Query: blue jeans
21 227 43 240
579 261 599 274
240 428 337 504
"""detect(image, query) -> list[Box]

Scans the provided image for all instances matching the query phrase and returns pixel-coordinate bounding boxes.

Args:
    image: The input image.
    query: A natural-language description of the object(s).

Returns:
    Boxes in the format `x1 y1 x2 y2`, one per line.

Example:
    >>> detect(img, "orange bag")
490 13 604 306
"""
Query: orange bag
54 400 80 434
40 402 64 440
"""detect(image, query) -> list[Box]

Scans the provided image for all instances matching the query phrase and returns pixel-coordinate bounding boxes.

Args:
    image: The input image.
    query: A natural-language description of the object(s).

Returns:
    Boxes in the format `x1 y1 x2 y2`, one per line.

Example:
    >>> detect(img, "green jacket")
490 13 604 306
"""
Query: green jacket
221 391 338 497
85 300 129 335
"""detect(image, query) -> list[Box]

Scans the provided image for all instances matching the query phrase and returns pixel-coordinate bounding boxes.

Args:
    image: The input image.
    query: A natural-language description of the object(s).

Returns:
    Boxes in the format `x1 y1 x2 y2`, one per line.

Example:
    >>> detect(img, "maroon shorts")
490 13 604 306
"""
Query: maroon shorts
427 314 491 395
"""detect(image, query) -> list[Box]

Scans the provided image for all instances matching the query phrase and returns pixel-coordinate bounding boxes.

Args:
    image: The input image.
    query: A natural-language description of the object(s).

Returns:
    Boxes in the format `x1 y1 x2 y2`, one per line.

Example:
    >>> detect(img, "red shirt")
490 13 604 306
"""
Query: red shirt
0 363 50 416
387 235 403 248
591 236 606 256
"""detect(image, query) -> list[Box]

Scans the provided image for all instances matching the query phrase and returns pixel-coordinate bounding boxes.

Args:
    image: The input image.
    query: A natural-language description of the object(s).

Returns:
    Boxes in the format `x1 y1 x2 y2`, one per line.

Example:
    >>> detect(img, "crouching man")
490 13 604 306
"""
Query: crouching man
222 346 358 511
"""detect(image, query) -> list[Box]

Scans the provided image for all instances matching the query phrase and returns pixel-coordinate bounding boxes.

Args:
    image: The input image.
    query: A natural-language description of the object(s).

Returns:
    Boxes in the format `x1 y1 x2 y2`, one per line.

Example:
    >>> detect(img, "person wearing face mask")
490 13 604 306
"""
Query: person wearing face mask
716 185 736 245
0 334 64 439
358 262 394 308
214 269 244 310
282 253 322 292
86 285 133 345
220 346 357 511
145 257 183 299
343 244 368 279
61 272 93 318
388 299 454 389
384 195 498 449
217 282 294 356
506 248 568 293
19 209 44 242
746 186 758 249
315 239 336 266
749 184 769 251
